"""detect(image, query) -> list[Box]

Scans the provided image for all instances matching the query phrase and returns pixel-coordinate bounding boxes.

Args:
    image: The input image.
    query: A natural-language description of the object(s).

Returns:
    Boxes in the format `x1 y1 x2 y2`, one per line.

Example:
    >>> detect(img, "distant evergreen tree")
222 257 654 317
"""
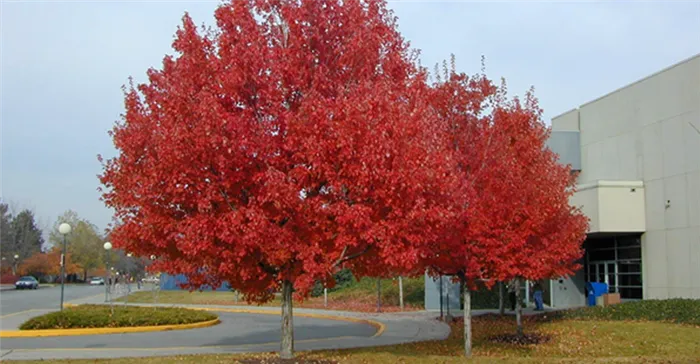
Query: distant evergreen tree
10 209 45 259
0 202 13 259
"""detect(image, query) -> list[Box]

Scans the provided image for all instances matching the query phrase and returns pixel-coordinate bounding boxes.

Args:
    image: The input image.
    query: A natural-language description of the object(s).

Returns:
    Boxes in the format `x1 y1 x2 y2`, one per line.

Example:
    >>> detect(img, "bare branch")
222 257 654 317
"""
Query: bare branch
334 245 371 267
333 246 348 267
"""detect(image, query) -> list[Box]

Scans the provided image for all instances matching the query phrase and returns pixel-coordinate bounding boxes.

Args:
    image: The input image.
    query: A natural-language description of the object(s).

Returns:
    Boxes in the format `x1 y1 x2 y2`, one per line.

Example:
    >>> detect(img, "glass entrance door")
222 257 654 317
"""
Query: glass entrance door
588 261 617 293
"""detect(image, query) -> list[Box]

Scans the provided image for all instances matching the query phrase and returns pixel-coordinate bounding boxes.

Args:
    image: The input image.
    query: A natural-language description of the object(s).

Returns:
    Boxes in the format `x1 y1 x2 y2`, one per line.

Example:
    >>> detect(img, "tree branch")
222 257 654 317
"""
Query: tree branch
334 245 371 267
219 189 237 212
258 261 279 275
333 246 348 267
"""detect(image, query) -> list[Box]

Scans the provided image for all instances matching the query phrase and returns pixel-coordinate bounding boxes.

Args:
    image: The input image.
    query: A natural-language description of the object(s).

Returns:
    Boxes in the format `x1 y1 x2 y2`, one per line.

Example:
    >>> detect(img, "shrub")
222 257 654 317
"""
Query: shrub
0 274 18 284
20 304 218 330
311 268 357 297
557 299 700 325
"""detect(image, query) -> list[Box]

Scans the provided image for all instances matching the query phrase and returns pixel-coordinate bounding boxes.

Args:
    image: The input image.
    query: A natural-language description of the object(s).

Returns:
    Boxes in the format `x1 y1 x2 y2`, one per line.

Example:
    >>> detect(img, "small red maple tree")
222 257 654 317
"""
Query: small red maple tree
425 62 588 356
99 0 457 358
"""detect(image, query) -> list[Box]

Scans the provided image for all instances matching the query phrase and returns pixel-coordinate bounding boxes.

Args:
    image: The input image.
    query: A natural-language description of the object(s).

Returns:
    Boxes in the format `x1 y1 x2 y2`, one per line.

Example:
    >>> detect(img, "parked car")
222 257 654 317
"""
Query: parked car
89 277 105 286
15 276 39 290
142 276 160 284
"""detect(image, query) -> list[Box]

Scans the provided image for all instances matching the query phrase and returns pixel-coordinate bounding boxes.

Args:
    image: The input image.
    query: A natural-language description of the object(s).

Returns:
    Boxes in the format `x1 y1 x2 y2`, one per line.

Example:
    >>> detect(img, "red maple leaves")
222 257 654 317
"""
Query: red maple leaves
99 0 587 358
100 0 458 301
425 66 588 286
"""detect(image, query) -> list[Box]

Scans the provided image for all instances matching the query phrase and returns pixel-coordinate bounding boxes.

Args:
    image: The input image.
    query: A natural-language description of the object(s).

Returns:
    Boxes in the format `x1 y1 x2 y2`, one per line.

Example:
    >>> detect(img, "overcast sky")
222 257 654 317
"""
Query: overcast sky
2 0 699 234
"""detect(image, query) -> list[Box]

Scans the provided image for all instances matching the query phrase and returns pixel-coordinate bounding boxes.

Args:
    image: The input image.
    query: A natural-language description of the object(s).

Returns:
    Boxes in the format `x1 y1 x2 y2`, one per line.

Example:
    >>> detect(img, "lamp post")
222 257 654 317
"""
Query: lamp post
58 223 72 311
150 255 159 304
13 254 19 276
125 253 133 303
103 242 112 303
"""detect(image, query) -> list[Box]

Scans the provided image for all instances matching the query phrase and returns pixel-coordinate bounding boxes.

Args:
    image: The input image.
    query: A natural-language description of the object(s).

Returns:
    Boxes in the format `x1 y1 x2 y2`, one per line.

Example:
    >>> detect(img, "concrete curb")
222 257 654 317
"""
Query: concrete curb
0 318 221 338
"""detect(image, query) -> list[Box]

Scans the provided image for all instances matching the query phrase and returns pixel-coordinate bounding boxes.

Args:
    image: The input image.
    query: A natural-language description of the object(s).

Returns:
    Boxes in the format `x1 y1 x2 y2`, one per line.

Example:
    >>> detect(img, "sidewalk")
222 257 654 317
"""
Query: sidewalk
0 284 14 291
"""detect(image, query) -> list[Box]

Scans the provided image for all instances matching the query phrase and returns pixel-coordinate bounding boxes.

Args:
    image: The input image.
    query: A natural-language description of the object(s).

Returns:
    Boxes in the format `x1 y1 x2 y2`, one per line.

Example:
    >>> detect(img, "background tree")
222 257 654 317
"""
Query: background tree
49 211 105 281
7 209 45 261
100 0 457 359
17 251 51 279
0 202 13 259
18 248 80 280
112 249 147 278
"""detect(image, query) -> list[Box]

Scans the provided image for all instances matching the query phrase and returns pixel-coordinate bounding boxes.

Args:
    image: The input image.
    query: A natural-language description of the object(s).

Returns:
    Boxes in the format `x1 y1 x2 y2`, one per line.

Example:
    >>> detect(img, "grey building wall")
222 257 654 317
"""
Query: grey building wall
424 272 460 311
551 53 700 300
546 131 582 171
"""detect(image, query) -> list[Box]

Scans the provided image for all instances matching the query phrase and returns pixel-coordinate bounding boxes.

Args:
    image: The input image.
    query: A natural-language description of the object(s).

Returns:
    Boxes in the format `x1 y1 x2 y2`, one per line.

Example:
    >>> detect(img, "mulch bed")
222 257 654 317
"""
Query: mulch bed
488 332 552 345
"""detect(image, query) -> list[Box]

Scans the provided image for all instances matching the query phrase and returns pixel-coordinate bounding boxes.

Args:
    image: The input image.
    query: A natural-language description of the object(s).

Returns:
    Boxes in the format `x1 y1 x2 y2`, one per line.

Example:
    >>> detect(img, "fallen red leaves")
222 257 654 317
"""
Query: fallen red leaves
236 358 337 364
488 333 551 345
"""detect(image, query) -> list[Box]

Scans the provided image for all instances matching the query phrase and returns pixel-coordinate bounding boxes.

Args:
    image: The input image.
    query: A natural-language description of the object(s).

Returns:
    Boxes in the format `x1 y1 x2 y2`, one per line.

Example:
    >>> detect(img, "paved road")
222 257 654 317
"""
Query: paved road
1 311 376 349
0 295 451 361
0 284 105 316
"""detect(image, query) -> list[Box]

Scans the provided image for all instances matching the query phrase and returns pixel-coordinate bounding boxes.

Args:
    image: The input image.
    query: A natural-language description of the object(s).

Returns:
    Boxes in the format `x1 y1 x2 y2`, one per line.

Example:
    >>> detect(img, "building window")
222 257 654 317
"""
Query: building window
585 235 642 300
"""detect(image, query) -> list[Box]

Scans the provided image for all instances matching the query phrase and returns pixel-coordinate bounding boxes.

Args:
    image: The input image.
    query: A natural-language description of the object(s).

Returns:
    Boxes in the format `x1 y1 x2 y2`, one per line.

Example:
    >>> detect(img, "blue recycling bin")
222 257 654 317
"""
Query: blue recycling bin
586 282 609 306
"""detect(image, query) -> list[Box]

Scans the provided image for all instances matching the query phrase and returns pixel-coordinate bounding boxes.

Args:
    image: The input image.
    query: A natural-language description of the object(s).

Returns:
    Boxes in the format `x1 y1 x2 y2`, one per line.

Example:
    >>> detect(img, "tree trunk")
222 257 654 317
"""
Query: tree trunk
498 281 505 315
84 269 88 282
439 275 444 320
515 278 523 337
398 276 404 311
280 280 294 359
462 276 472 358
376 278 382 313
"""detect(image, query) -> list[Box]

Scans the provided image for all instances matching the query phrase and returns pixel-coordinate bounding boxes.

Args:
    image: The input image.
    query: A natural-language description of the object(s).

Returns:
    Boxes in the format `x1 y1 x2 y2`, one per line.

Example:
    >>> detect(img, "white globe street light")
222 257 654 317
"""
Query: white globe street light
104 242 113 303
58 223 72 235
58 223 72 311
11 254 19 275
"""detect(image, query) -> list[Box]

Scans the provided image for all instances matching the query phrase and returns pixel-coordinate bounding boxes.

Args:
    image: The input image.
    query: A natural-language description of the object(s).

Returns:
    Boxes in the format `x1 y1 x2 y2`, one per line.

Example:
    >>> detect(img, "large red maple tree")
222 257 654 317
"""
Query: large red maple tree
426 63 588 356
99 0 457 358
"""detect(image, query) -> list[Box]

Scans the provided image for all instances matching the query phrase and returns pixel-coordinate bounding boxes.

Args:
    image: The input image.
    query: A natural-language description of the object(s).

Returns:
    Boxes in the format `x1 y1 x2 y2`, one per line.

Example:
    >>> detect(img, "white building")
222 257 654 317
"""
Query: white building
547 53 700 307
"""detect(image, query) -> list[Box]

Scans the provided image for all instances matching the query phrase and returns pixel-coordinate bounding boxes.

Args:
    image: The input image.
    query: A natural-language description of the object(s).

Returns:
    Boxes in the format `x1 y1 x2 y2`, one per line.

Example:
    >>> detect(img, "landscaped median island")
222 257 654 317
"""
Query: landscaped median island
19 304 219 330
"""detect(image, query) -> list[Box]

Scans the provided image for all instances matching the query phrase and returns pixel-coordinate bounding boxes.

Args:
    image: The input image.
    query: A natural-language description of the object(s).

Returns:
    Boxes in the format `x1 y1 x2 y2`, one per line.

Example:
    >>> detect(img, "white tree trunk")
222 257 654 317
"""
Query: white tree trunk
463 279 472 358
398 276 404 311
498 281 505 315
280 280 294 359
376 278 382 313
324 287 328 308
515 278 523 337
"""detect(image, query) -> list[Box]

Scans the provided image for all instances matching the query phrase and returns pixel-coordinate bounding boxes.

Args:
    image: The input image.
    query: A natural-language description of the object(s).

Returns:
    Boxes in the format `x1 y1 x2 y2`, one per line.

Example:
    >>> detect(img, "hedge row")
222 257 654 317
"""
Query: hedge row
559 298 700 326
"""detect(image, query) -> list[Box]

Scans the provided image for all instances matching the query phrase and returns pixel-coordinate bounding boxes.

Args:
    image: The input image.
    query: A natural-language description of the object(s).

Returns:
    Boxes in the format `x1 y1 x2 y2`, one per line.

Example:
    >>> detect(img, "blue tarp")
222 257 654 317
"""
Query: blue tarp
159 273 231 292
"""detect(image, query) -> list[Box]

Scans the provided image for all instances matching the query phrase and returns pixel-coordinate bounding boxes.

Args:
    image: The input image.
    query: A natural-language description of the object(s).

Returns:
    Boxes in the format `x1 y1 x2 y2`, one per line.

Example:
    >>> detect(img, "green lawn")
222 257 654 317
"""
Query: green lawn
121 276 427 312
122 275 502 312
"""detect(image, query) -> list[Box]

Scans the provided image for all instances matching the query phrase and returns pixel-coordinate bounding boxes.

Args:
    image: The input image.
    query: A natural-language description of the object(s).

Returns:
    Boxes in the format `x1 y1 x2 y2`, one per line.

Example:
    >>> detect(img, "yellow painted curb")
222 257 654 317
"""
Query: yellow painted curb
188 307 386 338
0 318 220 338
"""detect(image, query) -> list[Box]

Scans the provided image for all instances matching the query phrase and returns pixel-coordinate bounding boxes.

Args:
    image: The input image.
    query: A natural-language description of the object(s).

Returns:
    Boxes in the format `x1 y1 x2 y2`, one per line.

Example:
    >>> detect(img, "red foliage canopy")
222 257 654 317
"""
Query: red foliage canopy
99 0 458 302
426 66 588 286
